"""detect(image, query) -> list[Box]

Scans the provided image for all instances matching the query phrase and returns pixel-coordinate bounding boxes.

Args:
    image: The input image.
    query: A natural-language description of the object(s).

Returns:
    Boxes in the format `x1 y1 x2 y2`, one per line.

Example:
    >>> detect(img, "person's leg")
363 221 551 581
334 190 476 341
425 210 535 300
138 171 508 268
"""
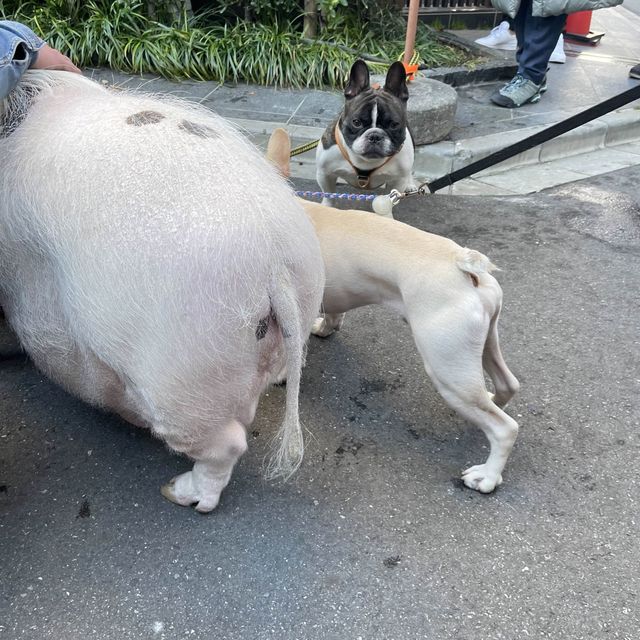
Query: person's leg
512 0 527 68
492 0 565 107
516 0 566 84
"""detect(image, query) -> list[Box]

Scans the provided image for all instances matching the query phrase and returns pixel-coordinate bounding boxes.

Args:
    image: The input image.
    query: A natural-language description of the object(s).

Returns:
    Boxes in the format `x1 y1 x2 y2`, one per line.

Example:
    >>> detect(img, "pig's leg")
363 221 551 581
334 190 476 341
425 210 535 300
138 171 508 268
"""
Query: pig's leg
161 418 248 513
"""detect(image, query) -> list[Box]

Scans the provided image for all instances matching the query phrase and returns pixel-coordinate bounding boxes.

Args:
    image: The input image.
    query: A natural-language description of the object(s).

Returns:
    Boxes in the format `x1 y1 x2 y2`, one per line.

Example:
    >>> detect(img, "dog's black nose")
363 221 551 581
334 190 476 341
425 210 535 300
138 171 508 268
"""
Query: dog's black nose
368 132 382 143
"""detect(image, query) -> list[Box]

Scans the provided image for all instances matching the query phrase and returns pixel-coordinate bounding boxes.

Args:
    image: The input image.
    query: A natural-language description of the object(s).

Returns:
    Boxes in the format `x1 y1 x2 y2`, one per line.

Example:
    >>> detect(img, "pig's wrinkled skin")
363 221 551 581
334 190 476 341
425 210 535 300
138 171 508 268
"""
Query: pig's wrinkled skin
0 71 324 512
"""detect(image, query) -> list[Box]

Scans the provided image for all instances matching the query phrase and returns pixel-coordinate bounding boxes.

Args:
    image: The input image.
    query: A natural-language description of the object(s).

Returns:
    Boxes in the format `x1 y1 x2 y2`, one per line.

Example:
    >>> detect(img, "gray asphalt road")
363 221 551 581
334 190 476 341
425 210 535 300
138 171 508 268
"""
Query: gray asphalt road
1 168 639 640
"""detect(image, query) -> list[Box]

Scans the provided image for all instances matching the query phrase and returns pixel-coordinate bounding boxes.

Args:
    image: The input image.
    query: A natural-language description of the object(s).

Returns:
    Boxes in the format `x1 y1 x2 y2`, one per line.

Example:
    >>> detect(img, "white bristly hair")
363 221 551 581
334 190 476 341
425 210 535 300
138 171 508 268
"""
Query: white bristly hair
0 71 325 504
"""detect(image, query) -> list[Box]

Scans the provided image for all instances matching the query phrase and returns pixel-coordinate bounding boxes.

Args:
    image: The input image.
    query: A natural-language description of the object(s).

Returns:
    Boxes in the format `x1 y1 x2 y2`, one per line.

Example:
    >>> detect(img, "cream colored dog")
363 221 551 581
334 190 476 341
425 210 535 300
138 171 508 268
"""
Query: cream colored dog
268 128 520 493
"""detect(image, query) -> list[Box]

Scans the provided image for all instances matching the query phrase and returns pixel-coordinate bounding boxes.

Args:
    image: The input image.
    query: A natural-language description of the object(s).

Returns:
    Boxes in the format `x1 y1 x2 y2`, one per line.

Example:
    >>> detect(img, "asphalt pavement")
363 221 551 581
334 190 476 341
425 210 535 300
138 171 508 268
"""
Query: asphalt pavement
1 166 639 639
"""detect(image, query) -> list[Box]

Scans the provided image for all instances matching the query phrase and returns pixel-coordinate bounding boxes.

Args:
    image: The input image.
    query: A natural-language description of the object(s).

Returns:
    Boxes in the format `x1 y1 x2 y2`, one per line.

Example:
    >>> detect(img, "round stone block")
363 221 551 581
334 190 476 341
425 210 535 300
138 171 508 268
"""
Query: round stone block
406 77 457 145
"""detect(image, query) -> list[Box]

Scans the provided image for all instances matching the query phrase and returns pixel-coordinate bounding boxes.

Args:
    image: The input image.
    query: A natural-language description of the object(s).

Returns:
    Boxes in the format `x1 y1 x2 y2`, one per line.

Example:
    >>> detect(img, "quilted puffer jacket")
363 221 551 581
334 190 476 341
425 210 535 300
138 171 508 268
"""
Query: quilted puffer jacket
492 0 623 18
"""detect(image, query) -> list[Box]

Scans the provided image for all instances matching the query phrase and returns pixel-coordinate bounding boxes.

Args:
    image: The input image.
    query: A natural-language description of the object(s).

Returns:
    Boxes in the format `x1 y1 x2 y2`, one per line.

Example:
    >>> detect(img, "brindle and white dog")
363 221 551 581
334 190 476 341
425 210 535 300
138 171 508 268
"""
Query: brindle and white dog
315 60 416 205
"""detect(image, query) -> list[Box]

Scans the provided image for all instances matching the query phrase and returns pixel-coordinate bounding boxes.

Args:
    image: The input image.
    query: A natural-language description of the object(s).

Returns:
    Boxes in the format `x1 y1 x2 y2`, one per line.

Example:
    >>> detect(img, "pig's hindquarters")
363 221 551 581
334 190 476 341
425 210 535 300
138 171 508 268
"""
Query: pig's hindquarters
7 228 295 512
0 72 323 511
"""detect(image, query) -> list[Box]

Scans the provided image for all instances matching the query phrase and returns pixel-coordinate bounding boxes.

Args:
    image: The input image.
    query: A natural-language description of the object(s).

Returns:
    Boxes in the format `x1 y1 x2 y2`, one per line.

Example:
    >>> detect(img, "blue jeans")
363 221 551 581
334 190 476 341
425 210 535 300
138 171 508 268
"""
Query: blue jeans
0 20 44 100
513 0 566 85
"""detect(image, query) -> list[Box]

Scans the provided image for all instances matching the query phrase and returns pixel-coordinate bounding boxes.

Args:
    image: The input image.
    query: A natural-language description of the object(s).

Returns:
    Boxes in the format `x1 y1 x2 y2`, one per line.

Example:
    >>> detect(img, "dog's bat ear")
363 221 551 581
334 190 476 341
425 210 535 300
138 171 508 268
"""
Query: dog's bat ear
344 60 370 99
383 61 409 102
266 128 291 178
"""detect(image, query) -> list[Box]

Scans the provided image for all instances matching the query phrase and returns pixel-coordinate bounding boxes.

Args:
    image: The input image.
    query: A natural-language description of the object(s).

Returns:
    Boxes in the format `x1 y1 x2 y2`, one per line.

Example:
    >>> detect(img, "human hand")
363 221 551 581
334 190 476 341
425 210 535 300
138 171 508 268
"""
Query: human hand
30 44 81 74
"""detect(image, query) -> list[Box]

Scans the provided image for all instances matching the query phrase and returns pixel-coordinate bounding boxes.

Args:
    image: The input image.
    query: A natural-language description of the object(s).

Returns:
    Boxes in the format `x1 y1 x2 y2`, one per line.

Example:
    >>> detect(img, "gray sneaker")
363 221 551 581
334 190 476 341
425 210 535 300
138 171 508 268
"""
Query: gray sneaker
539 76 548 93
490 74 543 108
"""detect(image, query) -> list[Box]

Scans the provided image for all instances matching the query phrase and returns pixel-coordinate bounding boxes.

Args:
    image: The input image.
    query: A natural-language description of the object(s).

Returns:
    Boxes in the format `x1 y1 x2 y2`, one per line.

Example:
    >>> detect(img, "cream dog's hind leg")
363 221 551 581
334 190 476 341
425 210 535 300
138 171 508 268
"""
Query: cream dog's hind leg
408 305 519 493
482 311 520 409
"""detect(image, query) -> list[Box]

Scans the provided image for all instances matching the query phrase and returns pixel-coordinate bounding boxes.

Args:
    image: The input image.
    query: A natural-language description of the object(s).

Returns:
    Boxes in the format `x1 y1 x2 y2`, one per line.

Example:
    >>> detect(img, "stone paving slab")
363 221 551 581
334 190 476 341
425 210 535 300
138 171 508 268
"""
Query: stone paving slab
550 145 640 175
472 161 589 193
443 142 640 195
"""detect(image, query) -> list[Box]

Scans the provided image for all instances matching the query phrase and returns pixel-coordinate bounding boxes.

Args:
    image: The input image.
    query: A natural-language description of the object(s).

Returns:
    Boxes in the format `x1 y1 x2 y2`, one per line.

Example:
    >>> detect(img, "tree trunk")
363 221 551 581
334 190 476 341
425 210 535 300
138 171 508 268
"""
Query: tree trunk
303 0 318 39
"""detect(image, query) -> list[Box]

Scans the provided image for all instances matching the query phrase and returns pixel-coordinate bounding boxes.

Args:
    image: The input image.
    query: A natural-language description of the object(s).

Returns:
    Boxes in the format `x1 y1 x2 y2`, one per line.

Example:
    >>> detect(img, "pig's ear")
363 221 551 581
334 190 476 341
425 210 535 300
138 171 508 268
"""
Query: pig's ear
266 128 291 178
383 61 409 102
344 60 370 99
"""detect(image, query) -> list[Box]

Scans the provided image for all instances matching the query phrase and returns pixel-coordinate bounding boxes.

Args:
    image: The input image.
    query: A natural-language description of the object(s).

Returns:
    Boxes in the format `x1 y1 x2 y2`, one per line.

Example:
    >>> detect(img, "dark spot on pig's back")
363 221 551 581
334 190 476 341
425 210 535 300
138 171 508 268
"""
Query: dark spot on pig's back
179 120 220 139
383 555 402 568
126 111 166 126
1 84 42 137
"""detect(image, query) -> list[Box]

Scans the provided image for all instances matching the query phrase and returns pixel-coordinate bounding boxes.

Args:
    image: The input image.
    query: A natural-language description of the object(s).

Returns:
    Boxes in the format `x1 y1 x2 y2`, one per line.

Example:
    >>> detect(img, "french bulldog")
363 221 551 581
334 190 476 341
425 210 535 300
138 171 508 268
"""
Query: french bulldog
269 128 520 494
315 59 416 206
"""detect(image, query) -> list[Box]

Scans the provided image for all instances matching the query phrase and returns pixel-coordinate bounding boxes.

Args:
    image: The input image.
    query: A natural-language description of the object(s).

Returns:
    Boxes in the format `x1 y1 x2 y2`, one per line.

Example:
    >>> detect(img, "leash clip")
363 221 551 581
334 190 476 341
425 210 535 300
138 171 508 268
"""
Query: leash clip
408 182 432 197
389 184 430 206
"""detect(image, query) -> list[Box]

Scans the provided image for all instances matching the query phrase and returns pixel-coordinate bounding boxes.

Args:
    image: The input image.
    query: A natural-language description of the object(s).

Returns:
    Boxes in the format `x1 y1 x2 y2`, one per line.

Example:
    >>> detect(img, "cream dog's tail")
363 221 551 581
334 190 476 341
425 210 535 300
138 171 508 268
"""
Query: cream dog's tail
456 248 497 286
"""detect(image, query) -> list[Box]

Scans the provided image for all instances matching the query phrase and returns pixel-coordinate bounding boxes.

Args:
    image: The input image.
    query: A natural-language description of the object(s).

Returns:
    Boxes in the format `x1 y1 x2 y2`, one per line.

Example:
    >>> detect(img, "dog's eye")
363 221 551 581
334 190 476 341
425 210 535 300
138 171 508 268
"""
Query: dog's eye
390 121 400 129
352 118 363 128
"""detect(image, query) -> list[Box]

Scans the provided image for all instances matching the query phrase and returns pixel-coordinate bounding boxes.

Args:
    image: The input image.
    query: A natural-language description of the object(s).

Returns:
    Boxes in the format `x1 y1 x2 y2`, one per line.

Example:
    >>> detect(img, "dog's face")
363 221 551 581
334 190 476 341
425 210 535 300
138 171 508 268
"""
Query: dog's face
340 60 409 159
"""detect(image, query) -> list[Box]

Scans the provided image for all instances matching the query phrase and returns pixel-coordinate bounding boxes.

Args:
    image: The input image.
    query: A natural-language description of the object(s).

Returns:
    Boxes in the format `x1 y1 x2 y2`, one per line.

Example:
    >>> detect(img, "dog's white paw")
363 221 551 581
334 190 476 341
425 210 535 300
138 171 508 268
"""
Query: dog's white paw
462 464 503 493
311 317 336 338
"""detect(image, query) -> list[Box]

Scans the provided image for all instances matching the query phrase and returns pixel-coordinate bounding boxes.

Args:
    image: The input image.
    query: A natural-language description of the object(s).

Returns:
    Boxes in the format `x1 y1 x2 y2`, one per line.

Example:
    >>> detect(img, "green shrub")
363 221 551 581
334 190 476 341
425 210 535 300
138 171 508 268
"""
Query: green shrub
2 0 469 87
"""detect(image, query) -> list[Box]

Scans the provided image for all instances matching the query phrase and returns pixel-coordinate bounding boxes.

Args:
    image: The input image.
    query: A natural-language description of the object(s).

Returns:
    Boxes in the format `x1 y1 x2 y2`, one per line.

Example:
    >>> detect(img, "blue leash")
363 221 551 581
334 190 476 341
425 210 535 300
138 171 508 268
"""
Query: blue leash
294 190 376 201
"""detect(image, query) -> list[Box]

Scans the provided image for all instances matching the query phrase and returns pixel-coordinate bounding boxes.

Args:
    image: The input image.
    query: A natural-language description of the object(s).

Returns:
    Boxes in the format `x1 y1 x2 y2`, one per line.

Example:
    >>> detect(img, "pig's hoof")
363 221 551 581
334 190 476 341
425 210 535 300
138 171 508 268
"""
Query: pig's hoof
160 473 220 513
461 464 502 493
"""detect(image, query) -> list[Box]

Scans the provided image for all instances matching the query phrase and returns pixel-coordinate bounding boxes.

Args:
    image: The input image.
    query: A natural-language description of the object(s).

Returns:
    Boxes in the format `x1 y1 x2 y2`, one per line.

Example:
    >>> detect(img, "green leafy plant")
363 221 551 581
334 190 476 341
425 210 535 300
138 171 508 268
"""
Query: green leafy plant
317 0 349 22
2 0 470 87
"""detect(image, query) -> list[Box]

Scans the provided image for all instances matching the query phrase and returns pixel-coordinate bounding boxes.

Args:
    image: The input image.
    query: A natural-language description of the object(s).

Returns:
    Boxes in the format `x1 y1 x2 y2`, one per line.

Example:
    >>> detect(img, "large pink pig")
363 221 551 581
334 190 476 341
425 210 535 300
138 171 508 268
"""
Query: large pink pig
0 71 324 512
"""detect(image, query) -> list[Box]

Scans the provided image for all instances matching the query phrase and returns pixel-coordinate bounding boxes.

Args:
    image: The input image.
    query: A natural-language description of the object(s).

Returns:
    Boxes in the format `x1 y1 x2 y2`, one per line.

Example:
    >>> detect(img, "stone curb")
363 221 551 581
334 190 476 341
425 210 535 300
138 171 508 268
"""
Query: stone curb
423 32 518 87
425 61 518 87
235 106 640 184
413 105 640 182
